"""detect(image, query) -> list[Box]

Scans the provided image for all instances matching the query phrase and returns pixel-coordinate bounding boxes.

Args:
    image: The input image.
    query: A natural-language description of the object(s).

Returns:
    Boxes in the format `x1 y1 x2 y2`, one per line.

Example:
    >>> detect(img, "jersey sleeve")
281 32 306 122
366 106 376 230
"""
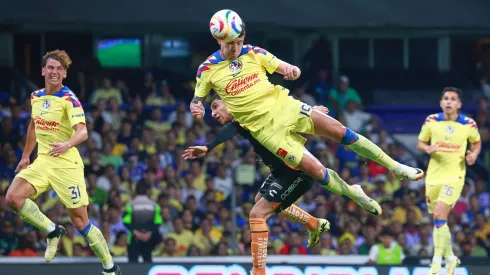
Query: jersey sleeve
64 93 86 127
206 122 238 150
467 119 481 143
418 116 433 142
195 63 213 98
250 45 281 74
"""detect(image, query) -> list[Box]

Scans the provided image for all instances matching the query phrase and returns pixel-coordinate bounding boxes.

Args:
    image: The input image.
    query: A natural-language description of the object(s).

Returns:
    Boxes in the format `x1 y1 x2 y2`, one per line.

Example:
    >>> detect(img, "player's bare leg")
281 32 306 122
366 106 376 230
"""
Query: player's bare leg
249 195 329 275
67 206 121 275
429 201 459 275
310 110 424 181
253 193 329 249
297 149 382 215
5 177 64 262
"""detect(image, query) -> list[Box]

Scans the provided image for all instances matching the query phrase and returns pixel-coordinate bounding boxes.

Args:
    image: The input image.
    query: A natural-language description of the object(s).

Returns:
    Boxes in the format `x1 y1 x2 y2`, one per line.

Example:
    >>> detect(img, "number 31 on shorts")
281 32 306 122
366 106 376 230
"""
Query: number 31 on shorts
69 186 81 200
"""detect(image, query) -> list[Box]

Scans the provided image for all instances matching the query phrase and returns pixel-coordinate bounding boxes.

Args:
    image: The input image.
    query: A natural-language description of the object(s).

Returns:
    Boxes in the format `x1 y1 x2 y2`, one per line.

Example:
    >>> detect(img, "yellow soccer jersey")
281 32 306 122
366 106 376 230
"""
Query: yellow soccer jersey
194 44 282 131
418 112 480 183
30 86 85 168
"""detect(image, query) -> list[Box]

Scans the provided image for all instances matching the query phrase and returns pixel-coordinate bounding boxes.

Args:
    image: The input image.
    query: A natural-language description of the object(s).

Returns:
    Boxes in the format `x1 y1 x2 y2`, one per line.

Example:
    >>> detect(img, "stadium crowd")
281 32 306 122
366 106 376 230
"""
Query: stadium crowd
0 64 489 260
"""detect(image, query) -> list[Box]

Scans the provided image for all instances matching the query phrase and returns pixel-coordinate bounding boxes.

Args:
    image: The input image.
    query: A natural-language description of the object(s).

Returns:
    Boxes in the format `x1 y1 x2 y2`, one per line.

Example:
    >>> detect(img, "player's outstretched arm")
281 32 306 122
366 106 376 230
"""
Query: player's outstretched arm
49 123 88 157
16 120 37 172
275 60 301 80
182 122 239 159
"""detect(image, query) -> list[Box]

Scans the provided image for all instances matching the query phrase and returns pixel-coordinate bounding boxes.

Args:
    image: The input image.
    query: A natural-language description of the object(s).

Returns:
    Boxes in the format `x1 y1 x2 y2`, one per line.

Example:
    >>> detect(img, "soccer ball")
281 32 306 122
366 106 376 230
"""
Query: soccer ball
209 9 244 42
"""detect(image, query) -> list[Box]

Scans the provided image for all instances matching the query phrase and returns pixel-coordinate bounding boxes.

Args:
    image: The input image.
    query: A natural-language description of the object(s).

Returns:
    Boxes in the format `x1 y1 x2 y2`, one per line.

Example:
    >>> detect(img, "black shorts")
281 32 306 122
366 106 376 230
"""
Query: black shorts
258 169 314 213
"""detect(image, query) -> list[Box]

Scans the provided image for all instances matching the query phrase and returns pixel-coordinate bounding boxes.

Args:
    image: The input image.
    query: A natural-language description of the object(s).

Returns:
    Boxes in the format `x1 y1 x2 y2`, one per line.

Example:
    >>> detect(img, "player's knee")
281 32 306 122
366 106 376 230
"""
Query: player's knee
5 189 24 211
340 127 359 145
249 204 267 219
72 217 88 231
433 211 448 222
5 192 18 211
67 208 90 231
298 157 325 181
254 193 262 203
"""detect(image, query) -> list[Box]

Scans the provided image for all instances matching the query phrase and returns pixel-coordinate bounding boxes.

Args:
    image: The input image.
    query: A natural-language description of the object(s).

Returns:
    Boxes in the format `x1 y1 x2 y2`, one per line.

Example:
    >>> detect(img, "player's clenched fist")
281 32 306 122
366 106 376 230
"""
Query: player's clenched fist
190 101 205 119
283 65 301 81
466 150 477 165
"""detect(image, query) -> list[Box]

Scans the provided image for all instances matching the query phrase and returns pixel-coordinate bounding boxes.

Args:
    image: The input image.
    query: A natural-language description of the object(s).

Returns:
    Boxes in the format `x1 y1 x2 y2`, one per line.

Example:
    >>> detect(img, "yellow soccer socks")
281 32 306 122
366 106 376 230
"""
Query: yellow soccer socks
343 129 397 170
80 223 114 270
17 198 56 233
320 168 358 199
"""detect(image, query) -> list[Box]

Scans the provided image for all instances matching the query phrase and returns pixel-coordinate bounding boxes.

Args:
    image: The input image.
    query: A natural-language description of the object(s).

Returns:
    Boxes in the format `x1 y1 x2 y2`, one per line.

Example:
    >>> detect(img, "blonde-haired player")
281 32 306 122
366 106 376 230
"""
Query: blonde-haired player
5 50 121 275
190 12 423 275
417 87 481 275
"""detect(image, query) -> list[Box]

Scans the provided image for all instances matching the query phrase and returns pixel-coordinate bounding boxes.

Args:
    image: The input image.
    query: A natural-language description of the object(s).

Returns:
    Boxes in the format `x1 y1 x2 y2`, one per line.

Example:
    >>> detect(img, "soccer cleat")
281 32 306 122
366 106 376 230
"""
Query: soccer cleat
307 218 330 248
429 262 441 275
102 264 122 275
44 225 66 262
391 163 424 181
445 257 461 275
352 185 382 216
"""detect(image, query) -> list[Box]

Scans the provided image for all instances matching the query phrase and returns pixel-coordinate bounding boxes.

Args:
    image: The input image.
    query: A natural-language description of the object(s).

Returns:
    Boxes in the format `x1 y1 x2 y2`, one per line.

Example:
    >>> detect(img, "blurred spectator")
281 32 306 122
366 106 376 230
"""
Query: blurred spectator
166 218 193 256
90 77 123 105
142 72 157 100
168 103 194 128
293 86 317 107
368 229 405 265
329 75 362 115
342 100 372 134
110 231 128 257
461 194 490 227
313 69 331 106
146 80 176 106
279 232 308 255
0 220 19 256
7 236 37 257
61 222 87 256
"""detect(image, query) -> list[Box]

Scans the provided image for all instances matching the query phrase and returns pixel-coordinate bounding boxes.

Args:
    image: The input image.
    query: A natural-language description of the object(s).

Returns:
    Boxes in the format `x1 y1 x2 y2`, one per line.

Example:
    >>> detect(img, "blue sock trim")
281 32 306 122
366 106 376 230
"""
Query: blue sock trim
340 128 359 145
79 222 92 236
322 170 330 185
434 219 446 228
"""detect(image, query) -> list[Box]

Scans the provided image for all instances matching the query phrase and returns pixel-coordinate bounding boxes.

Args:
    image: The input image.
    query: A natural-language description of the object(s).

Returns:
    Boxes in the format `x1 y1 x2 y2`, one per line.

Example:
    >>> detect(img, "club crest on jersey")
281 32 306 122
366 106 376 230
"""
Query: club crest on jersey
229 59 243 73
42 99 51 111
445 126 455 140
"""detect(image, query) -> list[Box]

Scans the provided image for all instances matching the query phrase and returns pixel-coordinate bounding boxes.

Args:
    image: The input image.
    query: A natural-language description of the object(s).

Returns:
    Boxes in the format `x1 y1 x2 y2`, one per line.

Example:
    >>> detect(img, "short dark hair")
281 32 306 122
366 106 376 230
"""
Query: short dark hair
136 182 150 195
441 86 463 100
209 92 222 104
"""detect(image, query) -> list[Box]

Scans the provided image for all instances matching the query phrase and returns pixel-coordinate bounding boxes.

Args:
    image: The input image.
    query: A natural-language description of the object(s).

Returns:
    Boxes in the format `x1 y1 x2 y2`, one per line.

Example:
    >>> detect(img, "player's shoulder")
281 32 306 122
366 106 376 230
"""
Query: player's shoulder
423 112 444 124
54 87 82 108
455 114 478 128
31 88 46 99
196 50 225 78
241 44 268 56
